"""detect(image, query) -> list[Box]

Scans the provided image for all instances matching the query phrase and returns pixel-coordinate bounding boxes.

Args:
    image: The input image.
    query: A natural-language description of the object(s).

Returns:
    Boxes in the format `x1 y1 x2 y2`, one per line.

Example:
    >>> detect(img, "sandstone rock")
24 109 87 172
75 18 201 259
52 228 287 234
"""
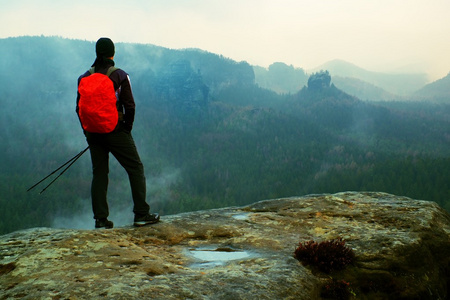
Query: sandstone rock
0 192 449 299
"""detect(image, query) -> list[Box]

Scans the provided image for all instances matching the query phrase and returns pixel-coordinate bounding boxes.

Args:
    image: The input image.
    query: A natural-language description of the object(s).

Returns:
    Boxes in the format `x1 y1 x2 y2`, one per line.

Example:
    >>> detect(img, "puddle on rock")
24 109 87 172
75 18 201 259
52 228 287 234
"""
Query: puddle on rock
231 213 250 221
187 246 256 268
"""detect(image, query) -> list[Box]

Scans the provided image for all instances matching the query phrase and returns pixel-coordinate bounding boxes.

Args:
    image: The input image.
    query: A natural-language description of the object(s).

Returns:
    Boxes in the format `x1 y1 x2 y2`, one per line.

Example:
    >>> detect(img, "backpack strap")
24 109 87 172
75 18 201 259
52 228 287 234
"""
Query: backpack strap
88 66 118 77
106 66 119 77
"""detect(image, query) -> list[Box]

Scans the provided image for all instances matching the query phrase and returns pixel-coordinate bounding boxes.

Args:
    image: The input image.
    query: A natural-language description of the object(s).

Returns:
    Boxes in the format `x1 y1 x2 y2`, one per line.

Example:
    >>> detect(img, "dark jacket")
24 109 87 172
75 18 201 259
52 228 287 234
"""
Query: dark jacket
76 59 135 132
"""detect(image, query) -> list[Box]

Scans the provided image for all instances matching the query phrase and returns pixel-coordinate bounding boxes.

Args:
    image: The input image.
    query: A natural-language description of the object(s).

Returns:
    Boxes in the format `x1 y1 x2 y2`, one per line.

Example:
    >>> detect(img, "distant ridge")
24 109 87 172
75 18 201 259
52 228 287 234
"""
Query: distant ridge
331 76 400 101
309 59 428 96
413 73 450 103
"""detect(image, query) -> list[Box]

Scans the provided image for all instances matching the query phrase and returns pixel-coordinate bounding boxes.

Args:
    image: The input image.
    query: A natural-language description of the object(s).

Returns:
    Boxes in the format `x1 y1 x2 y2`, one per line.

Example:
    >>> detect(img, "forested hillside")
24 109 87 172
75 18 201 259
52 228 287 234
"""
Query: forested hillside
0 36 449 234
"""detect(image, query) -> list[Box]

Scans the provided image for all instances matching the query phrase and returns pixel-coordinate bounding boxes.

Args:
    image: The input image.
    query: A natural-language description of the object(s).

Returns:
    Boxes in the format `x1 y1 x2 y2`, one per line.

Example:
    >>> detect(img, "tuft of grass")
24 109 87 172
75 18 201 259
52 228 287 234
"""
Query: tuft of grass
294 238 355 273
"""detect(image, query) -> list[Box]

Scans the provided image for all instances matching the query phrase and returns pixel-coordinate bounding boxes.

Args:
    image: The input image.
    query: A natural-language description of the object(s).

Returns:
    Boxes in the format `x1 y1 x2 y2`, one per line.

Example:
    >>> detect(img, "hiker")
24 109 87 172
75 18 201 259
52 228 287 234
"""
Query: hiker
76 37 159 229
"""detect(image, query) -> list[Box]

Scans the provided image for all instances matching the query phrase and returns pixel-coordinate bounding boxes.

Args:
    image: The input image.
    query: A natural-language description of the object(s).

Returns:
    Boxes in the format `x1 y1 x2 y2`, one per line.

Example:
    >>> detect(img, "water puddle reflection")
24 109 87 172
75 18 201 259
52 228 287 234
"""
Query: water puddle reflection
188 246 256 268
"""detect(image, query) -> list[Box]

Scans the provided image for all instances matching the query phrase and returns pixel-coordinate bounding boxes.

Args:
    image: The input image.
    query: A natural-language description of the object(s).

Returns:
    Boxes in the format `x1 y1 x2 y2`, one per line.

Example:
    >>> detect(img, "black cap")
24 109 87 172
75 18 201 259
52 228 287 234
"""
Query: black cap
95 37 115 58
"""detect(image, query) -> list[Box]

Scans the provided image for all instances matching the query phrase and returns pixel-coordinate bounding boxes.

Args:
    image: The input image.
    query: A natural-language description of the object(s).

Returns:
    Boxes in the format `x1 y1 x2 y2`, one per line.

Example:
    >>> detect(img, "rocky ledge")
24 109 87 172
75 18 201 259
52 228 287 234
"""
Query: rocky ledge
1 192 449 299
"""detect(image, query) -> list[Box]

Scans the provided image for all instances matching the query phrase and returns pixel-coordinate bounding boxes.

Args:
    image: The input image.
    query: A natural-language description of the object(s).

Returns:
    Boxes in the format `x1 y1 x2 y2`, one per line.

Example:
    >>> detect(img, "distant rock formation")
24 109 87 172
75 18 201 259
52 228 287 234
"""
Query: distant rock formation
308 70 332 91
1 192 449 299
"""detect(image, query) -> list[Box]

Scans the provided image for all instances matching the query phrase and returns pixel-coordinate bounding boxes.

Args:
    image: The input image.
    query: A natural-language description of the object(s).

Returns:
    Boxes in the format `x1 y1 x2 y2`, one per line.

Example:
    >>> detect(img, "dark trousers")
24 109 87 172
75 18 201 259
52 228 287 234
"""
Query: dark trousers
86 127 150 220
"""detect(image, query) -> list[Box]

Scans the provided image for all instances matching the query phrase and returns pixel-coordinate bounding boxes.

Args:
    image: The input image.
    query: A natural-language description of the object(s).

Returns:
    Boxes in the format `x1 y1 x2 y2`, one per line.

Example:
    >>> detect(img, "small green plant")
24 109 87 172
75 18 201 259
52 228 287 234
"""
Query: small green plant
294 238 355 273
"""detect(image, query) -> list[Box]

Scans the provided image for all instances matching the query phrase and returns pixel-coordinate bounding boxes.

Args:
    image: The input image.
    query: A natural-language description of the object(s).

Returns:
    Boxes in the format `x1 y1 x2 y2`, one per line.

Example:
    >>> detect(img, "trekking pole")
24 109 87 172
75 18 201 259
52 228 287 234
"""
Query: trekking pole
27 146 90 194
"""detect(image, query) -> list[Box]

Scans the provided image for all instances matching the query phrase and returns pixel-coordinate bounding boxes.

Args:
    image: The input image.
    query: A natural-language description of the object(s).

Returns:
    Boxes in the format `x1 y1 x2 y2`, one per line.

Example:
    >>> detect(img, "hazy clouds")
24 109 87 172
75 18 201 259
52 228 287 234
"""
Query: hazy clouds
1 0 449 80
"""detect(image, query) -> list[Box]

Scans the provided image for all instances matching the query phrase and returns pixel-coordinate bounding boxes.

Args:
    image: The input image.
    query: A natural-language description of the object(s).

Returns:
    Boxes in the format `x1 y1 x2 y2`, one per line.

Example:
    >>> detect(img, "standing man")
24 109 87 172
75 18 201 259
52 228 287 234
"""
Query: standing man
76 37 159 229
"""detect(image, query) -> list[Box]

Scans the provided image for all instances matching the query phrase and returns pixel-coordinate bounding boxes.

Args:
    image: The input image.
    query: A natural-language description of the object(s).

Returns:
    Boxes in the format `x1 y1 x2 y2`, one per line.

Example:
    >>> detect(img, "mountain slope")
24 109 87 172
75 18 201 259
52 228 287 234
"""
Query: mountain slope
413 73 450 103
331 76 401 101
253 62 308 94
310 59 428 96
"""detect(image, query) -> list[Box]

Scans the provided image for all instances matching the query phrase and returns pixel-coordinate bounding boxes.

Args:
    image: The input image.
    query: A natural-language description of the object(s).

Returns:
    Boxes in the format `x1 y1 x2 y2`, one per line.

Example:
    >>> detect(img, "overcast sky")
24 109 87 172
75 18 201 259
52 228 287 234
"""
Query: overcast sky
1 0 449 80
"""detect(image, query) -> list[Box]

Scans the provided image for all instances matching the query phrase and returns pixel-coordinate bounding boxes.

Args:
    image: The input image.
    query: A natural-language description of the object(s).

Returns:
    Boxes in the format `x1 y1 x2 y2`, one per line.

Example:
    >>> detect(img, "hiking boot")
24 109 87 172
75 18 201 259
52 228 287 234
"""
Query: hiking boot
134 213 160 227
95 219 114 229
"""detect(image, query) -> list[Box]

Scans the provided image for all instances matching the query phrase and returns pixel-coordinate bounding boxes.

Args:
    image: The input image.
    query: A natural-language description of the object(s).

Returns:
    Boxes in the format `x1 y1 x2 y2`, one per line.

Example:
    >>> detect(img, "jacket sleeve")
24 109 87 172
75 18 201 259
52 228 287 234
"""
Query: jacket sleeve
114 71 136 132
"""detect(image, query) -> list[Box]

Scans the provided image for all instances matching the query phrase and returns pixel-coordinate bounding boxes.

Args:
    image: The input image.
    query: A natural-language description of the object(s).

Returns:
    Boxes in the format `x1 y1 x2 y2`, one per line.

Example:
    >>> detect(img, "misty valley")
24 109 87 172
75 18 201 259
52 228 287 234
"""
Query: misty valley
0 36 449 234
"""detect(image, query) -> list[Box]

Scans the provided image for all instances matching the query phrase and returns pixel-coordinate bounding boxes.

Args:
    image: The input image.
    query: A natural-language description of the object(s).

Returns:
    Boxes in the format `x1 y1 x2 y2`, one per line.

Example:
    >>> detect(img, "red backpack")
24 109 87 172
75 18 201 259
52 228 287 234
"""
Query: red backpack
78 66 119 133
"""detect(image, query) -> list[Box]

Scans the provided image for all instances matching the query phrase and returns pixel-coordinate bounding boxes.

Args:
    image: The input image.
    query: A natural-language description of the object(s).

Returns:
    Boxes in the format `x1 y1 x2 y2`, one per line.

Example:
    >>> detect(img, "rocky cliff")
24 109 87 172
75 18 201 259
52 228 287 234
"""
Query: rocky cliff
1 192 449 299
